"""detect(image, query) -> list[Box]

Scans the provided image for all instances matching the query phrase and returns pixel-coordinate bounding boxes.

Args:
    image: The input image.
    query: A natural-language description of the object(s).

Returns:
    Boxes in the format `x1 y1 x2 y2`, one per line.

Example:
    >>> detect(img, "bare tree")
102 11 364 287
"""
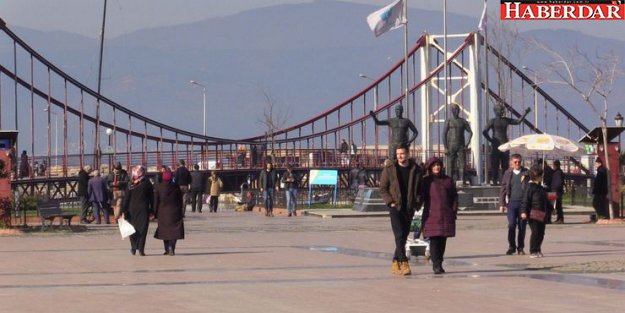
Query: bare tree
256 87 290 163
536 41 624 219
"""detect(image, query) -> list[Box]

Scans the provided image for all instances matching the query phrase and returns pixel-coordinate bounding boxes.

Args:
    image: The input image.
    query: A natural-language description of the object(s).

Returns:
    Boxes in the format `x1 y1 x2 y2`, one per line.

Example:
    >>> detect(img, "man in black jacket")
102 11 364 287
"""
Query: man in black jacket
174 160 192 216
78 165 92 224
551 160 565 223
190 164 205 213
592 158 609 220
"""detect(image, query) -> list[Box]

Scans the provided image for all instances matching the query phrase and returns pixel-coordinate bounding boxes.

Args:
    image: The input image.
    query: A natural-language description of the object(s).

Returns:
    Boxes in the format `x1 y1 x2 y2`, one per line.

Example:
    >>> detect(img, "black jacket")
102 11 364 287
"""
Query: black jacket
77 169 90 197
190 171 205 192
174 166 192 186
521 182 548 221
550 168 564 195
592 165 608 196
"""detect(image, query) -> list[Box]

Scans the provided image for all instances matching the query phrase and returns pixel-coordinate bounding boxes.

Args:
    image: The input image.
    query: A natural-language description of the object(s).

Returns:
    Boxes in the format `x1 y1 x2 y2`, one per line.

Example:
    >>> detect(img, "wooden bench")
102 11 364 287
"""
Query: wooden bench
38 201 76 228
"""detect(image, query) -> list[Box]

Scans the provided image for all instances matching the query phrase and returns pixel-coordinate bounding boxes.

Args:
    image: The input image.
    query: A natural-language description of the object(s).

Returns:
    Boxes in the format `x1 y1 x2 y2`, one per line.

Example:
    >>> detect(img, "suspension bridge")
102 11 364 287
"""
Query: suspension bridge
0 18 591 200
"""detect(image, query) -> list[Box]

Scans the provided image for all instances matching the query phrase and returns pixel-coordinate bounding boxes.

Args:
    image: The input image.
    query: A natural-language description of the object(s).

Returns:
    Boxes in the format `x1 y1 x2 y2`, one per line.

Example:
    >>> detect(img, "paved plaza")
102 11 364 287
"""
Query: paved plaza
1 209 624 313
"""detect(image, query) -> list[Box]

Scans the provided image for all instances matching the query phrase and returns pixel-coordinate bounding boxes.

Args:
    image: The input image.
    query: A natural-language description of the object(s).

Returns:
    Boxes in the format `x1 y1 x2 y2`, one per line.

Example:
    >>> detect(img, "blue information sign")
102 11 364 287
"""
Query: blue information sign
309 170 338 185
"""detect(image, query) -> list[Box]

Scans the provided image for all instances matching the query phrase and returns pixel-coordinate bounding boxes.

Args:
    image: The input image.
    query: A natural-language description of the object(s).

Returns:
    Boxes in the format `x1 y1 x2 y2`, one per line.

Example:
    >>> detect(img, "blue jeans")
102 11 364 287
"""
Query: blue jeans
263 189 275 210
507 200 526 250
286 188 297 213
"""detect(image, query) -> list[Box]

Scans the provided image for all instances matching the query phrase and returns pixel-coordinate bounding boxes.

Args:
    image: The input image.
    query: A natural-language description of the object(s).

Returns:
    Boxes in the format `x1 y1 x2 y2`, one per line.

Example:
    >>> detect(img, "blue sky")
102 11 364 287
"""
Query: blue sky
1 0 622 41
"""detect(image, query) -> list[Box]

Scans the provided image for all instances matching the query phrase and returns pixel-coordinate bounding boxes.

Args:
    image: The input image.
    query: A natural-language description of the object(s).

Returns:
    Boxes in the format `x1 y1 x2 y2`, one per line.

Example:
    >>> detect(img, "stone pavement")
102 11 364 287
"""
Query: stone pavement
1 209 624 313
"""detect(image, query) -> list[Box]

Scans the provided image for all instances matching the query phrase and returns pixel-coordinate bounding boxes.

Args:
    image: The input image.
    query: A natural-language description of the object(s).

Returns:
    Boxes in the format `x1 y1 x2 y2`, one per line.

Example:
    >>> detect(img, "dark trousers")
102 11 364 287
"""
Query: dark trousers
209 195 219 212
91 201 109 224
389 207 413 261
553 193 564 221
592 195 608 219
79 195 91 220
528 220 546 254
190 190 203 212
490 150 510 184
163 240 177 253
180 185 190 214
506 200 526 250
429 236 448 271
130 229 148 253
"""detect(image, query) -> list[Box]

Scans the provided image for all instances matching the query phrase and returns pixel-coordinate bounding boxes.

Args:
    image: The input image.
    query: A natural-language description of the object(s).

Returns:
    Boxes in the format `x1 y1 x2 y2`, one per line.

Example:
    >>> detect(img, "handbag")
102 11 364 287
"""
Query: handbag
118 217 136 239
529 208 546 222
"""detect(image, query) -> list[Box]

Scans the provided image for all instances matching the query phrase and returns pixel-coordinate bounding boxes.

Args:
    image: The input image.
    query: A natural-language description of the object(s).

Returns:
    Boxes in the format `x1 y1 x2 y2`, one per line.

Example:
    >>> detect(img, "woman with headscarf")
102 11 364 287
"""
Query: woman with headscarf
154 169 184 256
120 165 154 256
421 157 458 274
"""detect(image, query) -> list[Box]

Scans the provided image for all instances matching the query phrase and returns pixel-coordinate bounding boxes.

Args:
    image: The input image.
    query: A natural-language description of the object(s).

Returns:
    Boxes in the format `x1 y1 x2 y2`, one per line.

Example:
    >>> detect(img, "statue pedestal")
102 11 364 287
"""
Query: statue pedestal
352 185 501 212
458 186 501 211
352 187 388 212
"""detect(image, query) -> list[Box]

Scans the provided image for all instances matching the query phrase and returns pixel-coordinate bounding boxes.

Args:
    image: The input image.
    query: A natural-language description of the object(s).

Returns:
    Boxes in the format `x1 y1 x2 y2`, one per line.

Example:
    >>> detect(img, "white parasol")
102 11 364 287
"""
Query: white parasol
498 133 582 156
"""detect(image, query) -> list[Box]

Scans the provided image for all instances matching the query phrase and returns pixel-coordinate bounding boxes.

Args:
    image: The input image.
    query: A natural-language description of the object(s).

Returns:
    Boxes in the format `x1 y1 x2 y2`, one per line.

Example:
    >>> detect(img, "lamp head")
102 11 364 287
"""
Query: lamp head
615 112 623 127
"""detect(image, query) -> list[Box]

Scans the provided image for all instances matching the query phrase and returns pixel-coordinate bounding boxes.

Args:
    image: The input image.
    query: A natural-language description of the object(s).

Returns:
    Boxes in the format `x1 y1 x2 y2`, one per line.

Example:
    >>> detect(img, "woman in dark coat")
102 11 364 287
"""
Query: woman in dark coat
421 157 458 274
121 165 154 256
521 165 548 258
154 170 184 256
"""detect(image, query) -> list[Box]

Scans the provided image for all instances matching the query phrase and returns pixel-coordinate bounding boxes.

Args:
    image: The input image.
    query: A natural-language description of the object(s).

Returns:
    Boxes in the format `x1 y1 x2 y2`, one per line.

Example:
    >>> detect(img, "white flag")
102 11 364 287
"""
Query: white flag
366 0 406 37
478 0 487 33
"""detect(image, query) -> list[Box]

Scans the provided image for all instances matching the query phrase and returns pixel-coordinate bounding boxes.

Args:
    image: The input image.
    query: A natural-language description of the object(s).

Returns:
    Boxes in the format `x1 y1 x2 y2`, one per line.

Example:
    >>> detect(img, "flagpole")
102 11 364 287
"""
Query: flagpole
482 0 490 185
403 0 409 118
443 0 449 114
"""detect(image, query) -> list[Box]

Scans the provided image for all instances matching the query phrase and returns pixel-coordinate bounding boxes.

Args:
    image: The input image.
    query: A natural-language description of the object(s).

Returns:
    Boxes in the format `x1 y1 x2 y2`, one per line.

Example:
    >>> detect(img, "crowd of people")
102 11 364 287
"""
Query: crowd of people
75 159 227 256
22 142 613 273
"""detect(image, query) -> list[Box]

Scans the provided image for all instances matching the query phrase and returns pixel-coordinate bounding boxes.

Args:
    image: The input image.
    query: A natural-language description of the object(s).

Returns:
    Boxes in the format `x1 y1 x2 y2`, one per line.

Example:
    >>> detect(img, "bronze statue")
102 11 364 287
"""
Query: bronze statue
443 103 473 183
370 105 418 160
482 104 531 184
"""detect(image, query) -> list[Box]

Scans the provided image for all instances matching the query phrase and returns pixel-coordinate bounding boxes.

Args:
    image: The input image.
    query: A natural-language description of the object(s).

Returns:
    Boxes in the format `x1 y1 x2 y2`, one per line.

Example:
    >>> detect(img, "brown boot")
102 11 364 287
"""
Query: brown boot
391 260 401 275
399 261 412 275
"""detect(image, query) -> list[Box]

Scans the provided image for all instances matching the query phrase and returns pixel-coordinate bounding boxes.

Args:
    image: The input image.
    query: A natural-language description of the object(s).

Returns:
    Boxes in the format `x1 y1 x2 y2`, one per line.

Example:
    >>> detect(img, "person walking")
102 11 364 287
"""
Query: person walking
121 166 154 256
535 158 554 224
521 165 549 258
19 150 30 179
259 162 279 217
421 157 458 274
550 160 565 223
207 171 223 213
281 164 299 217
174 160 192 217
592 157 608 221
379 143 423 276
88 169 110 224
499 153 529 255
107 162 130 220
190 164 205 213
77 165 92 224
154 170 184 256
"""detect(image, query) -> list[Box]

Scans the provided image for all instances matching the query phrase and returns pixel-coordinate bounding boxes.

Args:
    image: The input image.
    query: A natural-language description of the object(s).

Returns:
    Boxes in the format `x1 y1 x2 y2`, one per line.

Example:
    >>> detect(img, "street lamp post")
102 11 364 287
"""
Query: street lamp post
359 74 378 110
190 80 207 136
43 108 58 168
522 66 539 128
615 112 623 217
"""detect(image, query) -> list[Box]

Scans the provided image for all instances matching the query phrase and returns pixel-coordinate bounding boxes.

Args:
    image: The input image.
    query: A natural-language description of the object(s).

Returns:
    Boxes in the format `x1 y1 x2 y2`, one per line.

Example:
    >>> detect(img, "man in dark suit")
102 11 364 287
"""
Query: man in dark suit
78 165 92 224
88 169 110 224
592 157 608 220
551 160 565 223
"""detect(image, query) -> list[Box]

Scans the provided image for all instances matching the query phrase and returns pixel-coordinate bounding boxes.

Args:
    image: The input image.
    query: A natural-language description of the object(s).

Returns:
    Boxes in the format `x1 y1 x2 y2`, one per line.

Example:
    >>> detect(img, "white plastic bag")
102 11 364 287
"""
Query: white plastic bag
118 218 136 239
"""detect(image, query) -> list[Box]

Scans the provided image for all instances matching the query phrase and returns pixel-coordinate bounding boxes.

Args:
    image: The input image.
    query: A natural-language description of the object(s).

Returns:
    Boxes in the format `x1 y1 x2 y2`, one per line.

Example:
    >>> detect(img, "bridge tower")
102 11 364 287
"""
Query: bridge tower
419 33 484 184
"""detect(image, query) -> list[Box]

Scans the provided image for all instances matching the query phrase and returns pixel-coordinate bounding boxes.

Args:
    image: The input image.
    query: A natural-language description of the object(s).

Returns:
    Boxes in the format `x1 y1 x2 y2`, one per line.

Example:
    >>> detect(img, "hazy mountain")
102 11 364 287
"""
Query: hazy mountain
3 0 624 140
